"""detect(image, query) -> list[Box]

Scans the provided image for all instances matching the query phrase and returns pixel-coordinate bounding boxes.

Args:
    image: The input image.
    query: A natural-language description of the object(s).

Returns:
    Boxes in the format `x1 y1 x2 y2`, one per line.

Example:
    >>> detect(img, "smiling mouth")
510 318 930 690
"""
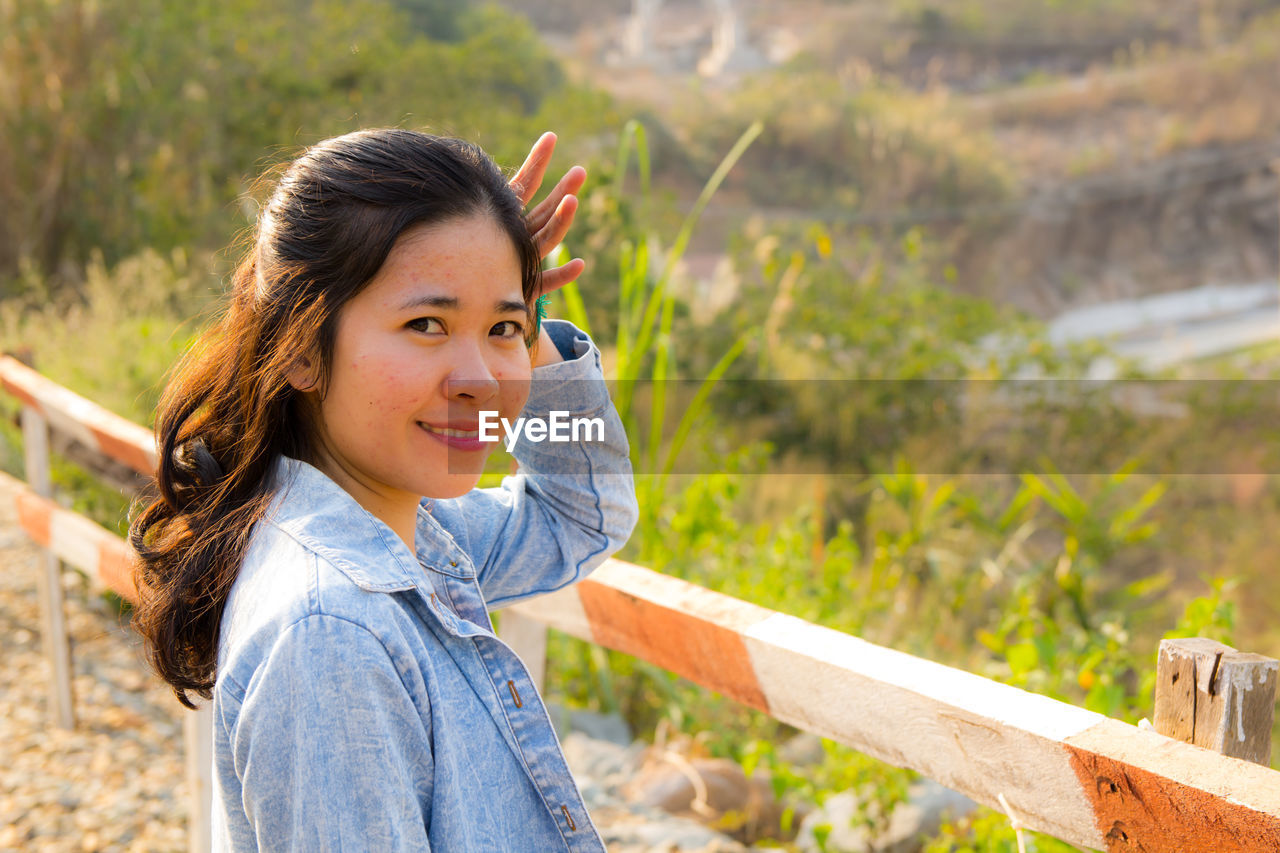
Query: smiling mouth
419 423 480 438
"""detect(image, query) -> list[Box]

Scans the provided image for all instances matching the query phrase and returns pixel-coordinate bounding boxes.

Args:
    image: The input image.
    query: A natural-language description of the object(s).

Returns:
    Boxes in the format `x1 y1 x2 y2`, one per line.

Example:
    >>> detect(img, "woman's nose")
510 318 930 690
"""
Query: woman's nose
444 345 500 402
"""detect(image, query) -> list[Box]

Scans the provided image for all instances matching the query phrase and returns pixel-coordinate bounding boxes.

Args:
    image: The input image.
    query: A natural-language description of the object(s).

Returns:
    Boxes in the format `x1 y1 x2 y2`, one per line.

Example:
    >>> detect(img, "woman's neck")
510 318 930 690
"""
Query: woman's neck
306 453 420 551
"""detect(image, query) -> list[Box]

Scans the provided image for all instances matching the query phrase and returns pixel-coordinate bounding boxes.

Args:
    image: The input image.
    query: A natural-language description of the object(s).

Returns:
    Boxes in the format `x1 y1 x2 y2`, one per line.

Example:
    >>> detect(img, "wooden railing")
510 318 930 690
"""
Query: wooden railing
4 353 1280 853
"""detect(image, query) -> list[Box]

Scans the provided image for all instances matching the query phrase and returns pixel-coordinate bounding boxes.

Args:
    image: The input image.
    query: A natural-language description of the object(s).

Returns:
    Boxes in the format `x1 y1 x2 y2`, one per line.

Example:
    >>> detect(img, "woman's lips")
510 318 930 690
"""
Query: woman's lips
418 421 488 452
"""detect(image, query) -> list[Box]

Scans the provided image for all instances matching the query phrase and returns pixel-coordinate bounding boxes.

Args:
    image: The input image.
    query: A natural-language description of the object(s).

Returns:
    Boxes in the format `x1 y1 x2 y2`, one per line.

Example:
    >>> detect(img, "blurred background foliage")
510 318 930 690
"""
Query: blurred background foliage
0 0 617 287
3 0 1278 849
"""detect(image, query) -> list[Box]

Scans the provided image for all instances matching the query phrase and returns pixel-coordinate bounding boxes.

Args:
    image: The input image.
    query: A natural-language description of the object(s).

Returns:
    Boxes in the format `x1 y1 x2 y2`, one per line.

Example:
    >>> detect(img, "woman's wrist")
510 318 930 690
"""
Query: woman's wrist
531 325 564 367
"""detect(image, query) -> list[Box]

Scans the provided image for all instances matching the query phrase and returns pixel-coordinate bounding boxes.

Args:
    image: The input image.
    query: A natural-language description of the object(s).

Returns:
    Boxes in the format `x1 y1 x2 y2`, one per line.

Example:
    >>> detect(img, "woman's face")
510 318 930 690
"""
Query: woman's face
299 213 532 514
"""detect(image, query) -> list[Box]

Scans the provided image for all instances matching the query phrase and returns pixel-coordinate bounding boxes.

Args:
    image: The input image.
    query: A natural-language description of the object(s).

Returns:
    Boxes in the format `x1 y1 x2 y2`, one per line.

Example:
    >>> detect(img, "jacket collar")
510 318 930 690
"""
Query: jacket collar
264 456 489 640
264 455 422 594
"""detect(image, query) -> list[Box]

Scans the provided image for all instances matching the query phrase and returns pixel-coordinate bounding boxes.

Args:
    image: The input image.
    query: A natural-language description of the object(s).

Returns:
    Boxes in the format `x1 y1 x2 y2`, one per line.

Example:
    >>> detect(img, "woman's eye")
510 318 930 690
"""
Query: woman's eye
491 320 525 339
407 317 444 334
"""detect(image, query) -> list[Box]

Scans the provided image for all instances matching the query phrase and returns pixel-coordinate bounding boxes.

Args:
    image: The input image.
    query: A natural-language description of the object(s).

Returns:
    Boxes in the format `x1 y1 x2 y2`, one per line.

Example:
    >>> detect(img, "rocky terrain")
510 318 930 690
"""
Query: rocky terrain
506 0 1280 316
0 510 188 851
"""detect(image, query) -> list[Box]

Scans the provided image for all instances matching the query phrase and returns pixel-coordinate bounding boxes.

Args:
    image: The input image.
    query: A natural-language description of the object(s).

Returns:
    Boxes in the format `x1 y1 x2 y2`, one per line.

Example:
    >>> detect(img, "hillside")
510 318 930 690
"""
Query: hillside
504 0 1280 315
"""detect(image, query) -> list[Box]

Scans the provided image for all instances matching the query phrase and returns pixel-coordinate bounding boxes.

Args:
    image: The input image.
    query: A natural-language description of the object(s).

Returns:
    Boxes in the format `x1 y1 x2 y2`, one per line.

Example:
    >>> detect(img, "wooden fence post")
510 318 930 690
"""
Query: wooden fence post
1272 159 1280 283
500 456 548 692
22 406 75 729
185 703 214 853
1154 637 1279 765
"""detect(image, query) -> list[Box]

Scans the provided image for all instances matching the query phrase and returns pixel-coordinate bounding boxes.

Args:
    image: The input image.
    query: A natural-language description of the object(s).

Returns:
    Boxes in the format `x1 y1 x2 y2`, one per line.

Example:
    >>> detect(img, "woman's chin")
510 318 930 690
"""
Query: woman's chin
418 471 487 501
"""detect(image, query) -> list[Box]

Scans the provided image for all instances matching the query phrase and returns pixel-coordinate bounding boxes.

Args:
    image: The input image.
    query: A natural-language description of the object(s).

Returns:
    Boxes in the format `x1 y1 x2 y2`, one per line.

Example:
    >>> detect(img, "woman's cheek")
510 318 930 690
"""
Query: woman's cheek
494 359 533 418
501 381 531 420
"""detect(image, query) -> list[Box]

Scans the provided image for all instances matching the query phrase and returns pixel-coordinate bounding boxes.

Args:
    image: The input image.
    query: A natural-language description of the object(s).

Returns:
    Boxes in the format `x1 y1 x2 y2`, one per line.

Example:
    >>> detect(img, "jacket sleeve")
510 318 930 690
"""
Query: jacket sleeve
427 319 638 608
226 614 433 852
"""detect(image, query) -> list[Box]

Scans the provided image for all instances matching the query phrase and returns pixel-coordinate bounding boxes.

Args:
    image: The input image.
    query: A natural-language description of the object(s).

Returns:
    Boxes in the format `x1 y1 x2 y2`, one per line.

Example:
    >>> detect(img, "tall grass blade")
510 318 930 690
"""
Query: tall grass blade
659 331 753 483
628 120 763 380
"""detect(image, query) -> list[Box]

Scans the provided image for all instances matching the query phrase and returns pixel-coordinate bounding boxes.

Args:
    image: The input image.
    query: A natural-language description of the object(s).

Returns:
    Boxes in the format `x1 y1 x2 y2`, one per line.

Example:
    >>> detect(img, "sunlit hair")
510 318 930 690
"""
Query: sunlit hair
129 129 541 707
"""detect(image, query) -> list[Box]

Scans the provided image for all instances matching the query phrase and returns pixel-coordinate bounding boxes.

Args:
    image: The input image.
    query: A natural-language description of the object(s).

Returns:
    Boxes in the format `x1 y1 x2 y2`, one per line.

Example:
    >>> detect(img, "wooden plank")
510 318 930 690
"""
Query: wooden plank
505 581 593 641
1154 639 1201 746
15 486 53 545
1211 652 1279 765
0 355 157 475
3 472 137 603
51 509 106 580
497 609 549 693
1067 719 1280 852
513 559 1280 851
97 538 139 604
1155 638 1279 765
743 611 1107 849
507 563 774 708
50 430 149 496
576 562 773 710
185 704 214 853
22 408 75 730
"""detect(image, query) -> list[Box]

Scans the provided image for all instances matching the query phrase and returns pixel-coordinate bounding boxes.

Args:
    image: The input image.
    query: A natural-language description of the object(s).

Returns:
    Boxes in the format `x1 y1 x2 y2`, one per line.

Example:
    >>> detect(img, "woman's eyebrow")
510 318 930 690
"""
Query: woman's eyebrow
398 294 458 311
495 299 529 315
397 294 529 315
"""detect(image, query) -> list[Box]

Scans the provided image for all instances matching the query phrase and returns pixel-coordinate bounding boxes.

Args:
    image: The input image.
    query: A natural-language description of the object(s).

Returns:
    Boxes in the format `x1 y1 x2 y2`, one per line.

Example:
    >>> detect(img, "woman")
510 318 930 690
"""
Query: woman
129 128 638 851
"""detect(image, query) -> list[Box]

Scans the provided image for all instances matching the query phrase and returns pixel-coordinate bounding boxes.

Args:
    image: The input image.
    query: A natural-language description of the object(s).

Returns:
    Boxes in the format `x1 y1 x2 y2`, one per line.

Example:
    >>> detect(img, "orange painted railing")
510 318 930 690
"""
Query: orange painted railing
4 354 1279 853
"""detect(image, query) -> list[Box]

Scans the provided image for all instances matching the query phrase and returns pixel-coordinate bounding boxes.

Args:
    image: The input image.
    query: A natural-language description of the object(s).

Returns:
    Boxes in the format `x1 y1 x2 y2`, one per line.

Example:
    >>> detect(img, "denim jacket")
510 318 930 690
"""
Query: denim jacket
211 320 638 852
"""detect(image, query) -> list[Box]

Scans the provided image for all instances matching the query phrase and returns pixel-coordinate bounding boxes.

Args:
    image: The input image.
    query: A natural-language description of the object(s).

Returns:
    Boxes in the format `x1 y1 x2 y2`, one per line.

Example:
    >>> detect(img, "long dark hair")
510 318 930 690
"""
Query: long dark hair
130 129 542 707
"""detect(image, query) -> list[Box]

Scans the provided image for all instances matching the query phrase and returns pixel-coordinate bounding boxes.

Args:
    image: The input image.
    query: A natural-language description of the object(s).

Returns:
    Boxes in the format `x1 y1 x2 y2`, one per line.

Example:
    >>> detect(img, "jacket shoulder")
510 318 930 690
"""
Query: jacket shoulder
216 520 421 691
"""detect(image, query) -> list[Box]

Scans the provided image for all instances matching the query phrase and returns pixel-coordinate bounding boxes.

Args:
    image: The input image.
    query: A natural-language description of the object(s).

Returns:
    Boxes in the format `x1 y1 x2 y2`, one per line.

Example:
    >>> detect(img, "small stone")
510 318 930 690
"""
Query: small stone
562 731 643 785
623 753 798 844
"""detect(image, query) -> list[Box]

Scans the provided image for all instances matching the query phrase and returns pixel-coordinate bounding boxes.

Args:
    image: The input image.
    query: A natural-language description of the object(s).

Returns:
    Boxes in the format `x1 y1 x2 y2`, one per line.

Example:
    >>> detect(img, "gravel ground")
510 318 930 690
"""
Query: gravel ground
0 494 188 852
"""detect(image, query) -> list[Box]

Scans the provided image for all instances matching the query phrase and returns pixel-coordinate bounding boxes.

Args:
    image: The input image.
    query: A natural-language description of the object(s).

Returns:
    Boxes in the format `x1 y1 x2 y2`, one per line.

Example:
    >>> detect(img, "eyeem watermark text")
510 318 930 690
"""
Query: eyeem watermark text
478 411 605 452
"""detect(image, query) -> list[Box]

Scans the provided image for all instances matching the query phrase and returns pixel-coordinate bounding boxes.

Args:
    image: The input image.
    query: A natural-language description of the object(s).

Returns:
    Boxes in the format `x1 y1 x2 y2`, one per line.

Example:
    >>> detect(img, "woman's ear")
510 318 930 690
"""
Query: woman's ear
284 356 319 393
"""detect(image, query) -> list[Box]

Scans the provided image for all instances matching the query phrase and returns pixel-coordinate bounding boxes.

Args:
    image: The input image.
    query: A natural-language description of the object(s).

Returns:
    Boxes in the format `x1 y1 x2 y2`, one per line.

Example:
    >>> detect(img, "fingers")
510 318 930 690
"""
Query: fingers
527 165 587 233
534 194 579 258
509 132 556 206
513 131 588 275
538 258 587 294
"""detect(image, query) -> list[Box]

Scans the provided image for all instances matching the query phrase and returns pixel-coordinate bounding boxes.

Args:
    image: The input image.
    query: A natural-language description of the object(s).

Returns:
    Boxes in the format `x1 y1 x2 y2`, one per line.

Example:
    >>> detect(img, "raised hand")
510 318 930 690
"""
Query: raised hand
509 132 587 294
